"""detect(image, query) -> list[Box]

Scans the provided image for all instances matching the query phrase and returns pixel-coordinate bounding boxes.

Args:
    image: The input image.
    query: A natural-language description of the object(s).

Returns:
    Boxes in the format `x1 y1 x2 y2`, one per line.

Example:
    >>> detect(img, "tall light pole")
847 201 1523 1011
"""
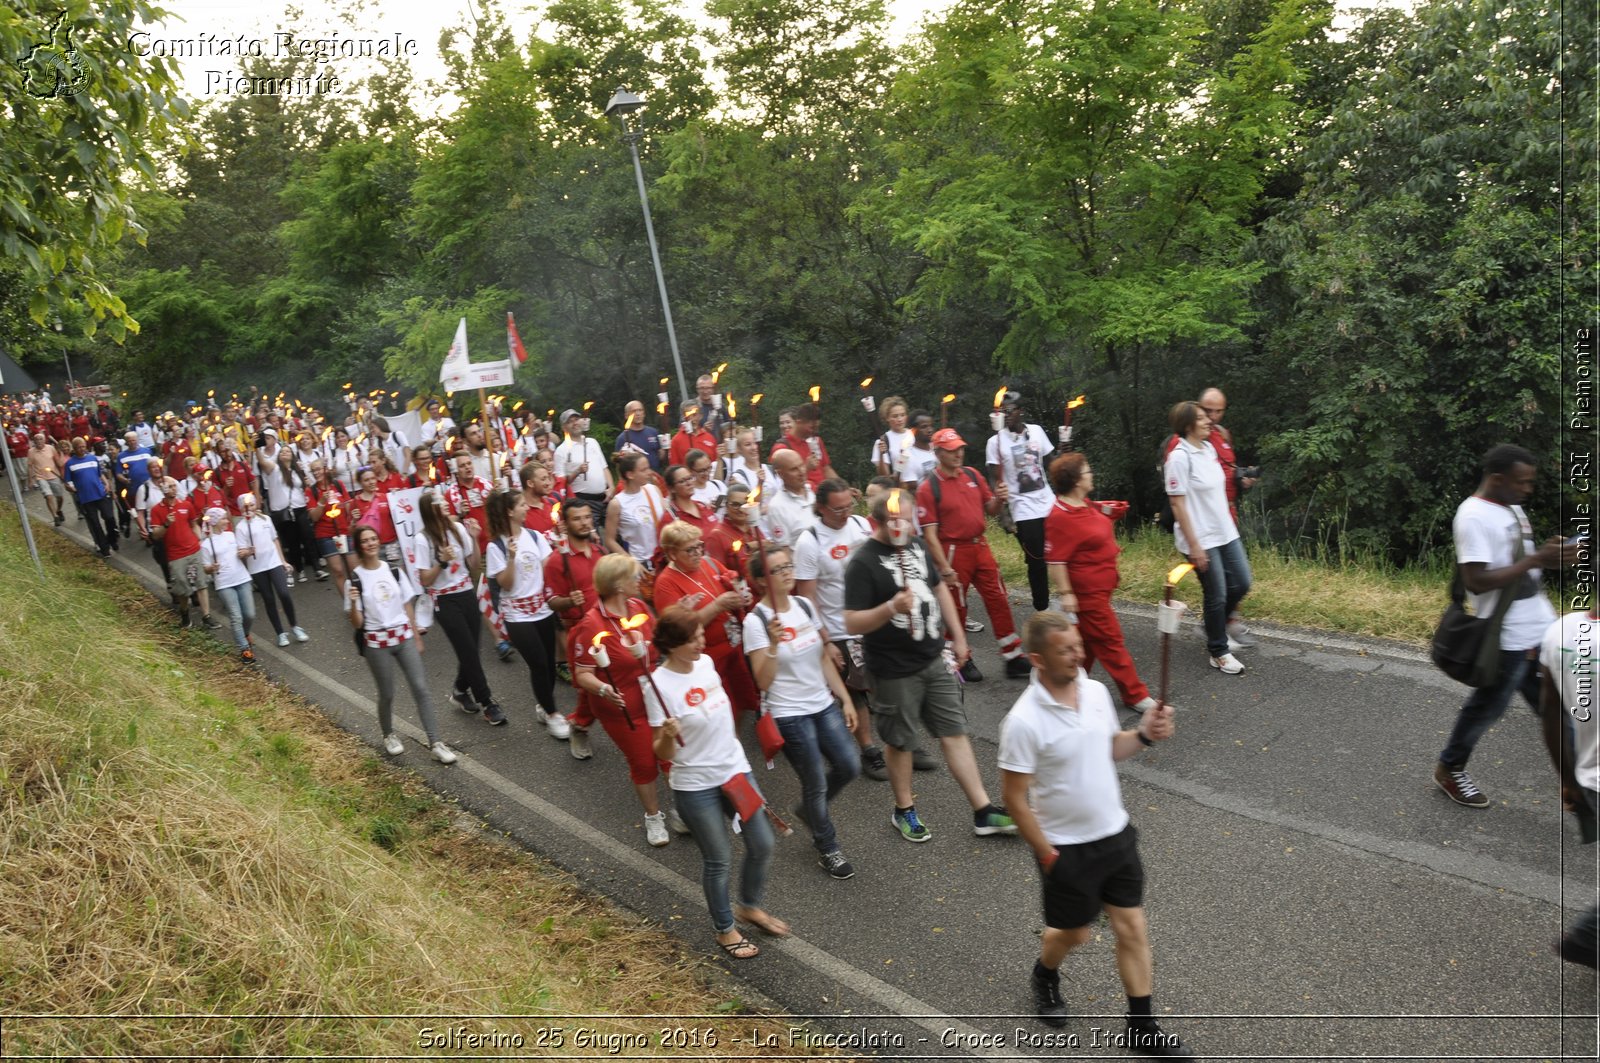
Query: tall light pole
605 87 689 404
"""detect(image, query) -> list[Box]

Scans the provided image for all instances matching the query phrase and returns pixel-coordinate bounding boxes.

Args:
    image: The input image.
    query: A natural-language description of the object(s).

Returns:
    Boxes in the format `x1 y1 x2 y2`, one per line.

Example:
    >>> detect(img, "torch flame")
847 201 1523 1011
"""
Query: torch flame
583 400 595 412
808 386 820 403
714 361 728 376
711 369 721 385
621 613 649 631
592 631 613 647
207 389 215 398
727 395 737 418
656 402 668 416
860 376 874 389
750 393 764 405
729 539 743 554
550 501 562 523
748 482 762 505
325 506 341 519
887 490 902 518
941 393 956 405
659 377 669 388
1166 562 1195 586
1067 394 1087 410
342 382 352 390
993 385 1008 408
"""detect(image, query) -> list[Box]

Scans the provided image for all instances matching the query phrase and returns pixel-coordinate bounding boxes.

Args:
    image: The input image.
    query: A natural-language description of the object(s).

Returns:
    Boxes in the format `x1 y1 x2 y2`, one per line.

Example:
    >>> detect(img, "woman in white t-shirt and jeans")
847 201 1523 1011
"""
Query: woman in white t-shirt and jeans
485 489 571 740
1162 401 1251 675
236 492 308 647
199 506 257 662
744 544 860 880
345 525 457 764
646 606 786 959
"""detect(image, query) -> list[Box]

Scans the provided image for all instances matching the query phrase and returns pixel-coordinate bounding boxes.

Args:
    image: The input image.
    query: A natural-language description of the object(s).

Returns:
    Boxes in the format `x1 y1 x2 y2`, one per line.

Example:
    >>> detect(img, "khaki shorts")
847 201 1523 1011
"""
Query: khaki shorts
166 555 212 599
869 656 968 751
37 478 66 499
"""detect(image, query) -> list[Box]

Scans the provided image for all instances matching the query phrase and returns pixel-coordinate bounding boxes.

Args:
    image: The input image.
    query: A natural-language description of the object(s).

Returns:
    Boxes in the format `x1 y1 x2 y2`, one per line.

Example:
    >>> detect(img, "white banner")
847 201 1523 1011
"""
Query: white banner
467 359 515 388
386 487 432 629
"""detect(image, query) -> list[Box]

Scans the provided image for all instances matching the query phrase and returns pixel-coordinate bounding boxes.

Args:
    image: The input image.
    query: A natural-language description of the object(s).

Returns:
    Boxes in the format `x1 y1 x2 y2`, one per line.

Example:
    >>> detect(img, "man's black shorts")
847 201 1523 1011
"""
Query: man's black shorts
1041 823 1144 929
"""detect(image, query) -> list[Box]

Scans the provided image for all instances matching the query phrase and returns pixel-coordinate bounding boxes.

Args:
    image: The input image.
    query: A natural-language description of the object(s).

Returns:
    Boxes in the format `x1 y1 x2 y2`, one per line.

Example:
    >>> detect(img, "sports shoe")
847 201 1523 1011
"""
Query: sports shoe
1123 1019 1194 1058
275 632 290 647
430 741 458 765
240 649 257 665
292 626 310 643
958 659 984 683
964 616 985 633
1227 636 1248 653
569 727 593 760
496 639 514 662
1129 696 1159 713
665 805 690 835
538 707 572 739
382 733 405 756
1226 618 1256 646
1558 932 1600 970
911 746 939 772
447 688 477 714
1032 967 1068 1027
1209 653 1244 675
1004 656 1033 679
974 805 1018 836
555 662 572 682
892 806 931 843
482 703 508 726
179 609 193 630
1434 762 1489 808
314 567 329 581
201 614 222 630
860 745 888 781
819 850 856 879
644 811 670 847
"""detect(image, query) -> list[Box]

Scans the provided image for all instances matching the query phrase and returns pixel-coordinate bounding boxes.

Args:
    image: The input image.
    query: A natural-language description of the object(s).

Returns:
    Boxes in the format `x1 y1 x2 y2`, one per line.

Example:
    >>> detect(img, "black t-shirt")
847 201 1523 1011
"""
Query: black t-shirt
843 536 945 679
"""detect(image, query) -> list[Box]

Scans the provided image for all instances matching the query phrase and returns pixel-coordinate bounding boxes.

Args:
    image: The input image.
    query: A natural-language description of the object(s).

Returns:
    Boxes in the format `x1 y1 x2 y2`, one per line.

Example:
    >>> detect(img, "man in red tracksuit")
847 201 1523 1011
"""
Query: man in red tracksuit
916 428 1029 682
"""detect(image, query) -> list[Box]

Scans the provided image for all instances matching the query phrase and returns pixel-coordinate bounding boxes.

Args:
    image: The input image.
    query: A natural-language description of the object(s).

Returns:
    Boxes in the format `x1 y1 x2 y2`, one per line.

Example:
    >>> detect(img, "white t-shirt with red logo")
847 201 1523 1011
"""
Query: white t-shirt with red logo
353 562 416 631
792 515 872 642
643 655 750 791
413 523 475 597
484 528 554 623
742 598 829 718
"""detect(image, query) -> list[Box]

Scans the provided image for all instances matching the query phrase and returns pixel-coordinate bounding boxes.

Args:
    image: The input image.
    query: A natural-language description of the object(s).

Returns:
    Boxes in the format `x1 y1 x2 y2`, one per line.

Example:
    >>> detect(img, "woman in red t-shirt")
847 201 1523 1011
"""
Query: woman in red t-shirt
1042 453 1154 712
652 520 760 718
368 451 408 493
569 554 680 846
349 466 400 563
308 458 353 595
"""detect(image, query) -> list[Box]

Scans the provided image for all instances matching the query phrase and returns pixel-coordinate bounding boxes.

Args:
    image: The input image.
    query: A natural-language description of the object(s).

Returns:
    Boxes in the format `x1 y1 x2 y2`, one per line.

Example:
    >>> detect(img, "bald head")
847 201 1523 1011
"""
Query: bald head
1199 388 1227 424
772 447 807 489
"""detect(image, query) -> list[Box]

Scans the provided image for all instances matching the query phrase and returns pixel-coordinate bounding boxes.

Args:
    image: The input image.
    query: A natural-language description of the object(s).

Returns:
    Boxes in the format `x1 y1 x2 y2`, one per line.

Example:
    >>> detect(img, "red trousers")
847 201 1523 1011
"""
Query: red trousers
1076 590 1150 706
566 629 669 785
710 640 762 717
946 538 1021 659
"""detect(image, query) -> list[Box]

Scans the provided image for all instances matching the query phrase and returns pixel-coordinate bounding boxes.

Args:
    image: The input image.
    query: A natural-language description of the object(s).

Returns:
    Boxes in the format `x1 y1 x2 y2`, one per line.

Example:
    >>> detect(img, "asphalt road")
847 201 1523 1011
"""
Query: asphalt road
28 493 1599 1061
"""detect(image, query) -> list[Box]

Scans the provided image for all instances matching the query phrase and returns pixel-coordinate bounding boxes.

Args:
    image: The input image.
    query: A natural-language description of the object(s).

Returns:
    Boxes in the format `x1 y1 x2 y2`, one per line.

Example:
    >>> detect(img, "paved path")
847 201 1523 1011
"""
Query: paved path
27 494 1598 1060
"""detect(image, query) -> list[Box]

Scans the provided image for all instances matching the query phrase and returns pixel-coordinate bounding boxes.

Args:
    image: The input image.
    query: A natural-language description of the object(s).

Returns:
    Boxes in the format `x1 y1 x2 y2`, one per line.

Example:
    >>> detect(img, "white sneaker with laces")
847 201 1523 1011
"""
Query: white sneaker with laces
277 632 291 647
644 811 670 847
1129 696 1159 713
292 626 310 643
538 708 572 740
382 734 404 756
430 741 458 765
1209 653 1245 675
665 805 690 835
569 727 593 760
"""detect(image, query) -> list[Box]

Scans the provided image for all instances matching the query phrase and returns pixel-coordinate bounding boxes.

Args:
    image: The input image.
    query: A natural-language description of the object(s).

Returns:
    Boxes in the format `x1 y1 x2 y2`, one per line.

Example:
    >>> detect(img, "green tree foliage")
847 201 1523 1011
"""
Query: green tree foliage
0 0 189 341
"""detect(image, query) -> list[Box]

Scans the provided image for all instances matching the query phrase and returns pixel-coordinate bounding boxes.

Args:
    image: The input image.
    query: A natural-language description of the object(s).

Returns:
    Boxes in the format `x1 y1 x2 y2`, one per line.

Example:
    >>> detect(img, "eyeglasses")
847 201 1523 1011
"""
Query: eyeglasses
766 564 796 576
671 477 692 487
823 502 853 515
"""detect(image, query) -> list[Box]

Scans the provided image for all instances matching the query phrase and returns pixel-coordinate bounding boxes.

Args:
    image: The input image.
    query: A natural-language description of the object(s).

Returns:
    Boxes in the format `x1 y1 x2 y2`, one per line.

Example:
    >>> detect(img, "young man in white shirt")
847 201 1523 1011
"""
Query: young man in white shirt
999 611 1191 1057
1435 443 1579 807
986 391 1056 611
555 409 613 503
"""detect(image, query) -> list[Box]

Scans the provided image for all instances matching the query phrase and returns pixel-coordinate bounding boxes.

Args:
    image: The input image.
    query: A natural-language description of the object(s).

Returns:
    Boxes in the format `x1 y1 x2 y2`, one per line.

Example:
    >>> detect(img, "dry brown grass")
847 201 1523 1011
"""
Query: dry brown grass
0 517 820 1057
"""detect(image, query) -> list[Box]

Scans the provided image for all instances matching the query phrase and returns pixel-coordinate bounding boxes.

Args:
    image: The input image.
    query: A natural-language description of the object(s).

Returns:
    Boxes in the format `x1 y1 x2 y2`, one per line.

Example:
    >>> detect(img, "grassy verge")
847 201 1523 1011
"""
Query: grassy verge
988 521 1453 647
0 514 813 1057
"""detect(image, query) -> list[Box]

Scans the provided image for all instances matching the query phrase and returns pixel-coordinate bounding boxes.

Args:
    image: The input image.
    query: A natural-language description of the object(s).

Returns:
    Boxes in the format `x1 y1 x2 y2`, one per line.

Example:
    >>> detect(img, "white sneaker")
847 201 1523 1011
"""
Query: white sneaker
1227 636 1247 653
292 626 310 643
665 805 690 835
644 811 670 847
1129 696 1159 713
1227 619 1257 646
430 741 458 765
569 727 593 760
538 707 572 740
276 632 290 647
1209 653 1245 675
382 734 405 756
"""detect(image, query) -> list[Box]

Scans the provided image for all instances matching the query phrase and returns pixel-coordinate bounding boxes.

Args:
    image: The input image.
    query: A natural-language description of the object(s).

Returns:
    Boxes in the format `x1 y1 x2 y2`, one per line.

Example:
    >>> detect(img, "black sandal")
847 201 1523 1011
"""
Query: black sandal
717 935 760 959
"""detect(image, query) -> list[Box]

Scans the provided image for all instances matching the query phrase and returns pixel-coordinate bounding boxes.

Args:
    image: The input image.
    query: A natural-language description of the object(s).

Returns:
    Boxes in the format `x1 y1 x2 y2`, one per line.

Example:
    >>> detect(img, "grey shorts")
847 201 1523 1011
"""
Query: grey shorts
166 555 211 599
37 478 66 499
870 655 968 751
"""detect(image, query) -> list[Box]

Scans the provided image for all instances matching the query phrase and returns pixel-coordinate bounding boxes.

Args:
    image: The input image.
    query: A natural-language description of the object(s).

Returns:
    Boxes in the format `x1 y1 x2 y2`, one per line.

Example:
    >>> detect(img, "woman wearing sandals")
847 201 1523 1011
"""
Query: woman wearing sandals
646 606 787 959
345 525 458 764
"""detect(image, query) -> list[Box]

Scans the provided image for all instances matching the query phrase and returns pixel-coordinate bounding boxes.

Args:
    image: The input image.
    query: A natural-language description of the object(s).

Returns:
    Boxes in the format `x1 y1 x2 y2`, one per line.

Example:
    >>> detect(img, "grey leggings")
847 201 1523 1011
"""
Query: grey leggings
364 637 441 744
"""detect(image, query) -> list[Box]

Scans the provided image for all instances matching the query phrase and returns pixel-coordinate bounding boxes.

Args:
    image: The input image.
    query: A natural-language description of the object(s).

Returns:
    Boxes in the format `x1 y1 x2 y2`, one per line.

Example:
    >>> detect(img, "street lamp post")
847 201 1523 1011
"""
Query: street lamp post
605 87 689 405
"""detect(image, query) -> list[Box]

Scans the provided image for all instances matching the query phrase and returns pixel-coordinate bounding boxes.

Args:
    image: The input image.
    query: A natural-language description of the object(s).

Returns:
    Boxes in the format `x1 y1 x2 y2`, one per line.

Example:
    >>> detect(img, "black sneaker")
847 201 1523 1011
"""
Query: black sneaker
1123 1019 1193 1058
201 614 222 630
860 745 888 781
1434 762 1490 808
959 659 984 683
1031 967 1067 1027
1559 933 1600 970
818 850 856 880
482 703 508 726
496 639 514 662
1004 656 1033 679
447 688 478 714
555 662 572 682
911 746 939 772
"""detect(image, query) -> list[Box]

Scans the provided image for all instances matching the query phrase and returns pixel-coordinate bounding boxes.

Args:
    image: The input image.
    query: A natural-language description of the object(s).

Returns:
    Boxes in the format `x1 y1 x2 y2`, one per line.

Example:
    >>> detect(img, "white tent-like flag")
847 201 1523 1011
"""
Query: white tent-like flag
439 317 472 393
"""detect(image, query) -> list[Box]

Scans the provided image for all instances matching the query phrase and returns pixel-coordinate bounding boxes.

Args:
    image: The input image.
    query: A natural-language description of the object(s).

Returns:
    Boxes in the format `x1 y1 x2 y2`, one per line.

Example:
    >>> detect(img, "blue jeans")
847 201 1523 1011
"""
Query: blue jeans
1198 538 1252 658
674 775 776 934
1438 649 1541 768
213 581 256 650
776 701 861 855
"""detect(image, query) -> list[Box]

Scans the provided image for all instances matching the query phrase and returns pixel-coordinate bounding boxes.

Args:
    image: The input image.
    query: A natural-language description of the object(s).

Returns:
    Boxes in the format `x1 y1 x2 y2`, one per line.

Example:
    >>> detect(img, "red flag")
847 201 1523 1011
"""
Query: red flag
507 312 529 366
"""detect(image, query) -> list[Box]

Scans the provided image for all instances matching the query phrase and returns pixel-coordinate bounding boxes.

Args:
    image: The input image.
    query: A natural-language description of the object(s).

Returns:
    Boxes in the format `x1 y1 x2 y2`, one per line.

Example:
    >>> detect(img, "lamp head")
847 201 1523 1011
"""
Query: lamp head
605 88 645 117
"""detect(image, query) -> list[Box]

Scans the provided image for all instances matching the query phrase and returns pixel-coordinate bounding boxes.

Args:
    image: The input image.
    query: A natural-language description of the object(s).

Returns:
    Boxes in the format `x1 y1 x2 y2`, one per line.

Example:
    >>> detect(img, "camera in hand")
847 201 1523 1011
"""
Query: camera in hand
1235 465 1261 482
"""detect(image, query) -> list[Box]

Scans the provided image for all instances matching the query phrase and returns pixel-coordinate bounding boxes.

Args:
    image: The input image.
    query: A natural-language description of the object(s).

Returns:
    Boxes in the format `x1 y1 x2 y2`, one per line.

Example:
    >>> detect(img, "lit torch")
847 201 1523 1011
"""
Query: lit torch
808 385 820 404
620 612 650 662
940 393 956 428
749 393 765 442
991 385 1009 432
1157 562 1196 713
1062 394 1086 445
885 489 917 635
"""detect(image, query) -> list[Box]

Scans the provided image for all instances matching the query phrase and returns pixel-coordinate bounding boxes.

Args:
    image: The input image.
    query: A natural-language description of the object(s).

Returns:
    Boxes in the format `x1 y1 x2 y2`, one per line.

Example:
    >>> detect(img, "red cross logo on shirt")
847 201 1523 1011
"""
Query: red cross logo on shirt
685 688 706 707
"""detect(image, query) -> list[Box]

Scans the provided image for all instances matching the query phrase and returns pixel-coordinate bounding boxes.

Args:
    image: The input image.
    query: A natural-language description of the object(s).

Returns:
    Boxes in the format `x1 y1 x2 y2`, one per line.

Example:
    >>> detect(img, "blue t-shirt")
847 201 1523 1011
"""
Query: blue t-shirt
65 455 107 502
116 446 154 491
617 427 664 472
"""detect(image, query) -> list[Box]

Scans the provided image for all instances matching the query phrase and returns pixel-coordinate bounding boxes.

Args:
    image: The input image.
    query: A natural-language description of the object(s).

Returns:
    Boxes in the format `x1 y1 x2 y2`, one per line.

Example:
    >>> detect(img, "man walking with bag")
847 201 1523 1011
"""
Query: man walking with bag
1434 444 1579 807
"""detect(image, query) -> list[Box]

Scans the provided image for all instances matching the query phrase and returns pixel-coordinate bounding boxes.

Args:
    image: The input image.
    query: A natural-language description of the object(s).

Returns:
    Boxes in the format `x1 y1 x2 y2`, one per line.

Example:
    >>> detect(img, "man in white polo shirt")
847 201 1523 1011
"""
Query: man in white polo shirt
999 611 1192 1058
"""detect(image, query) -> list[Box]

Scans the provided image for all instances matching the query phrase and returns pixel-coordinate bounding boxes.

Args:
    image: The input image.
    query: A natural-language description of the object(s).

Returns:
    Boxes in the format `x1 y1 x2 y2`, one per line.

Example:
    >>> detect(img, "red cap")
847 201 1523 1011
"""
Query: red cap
931 428 966 451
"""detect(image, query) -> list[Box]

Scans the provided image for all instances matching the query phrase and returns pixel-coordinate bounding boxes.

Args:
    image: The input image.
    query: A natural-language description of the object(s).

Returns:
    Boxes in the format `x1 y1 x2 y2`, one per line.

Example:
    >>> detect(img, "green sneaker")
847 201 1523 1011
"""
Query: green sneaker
974 805 1018 836
891 806 931 843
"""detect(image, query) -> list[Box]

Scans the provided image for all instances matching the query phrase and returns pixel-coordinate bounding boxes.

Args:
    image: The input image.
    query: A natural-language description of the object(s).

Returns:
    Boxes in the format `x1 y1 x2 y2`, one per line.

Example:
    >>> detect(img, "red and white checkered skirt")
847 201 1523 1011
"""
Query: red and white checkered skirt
363 623 414 650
